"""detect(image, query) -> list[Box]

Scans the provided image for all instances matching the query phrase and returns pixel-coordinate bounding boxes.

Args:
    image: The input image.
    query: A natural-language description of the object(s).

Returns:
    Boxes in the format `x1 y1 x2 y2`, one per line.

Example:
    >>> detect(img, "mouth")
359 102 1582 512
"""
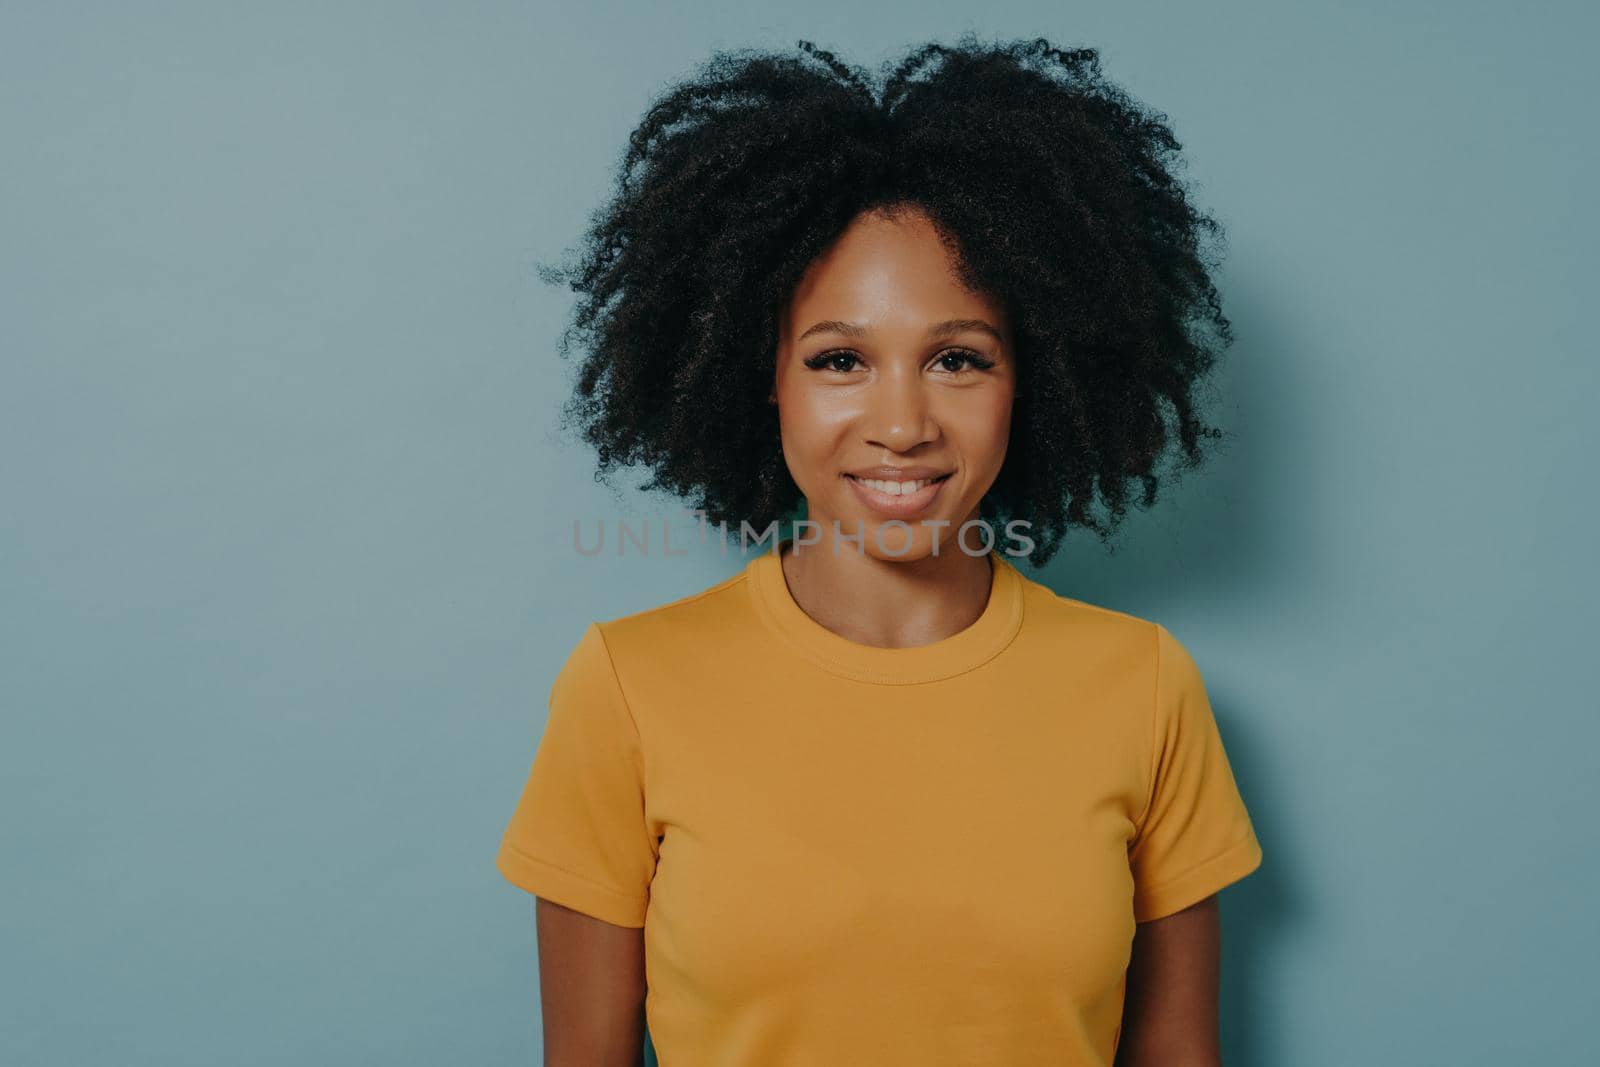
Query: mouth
842 472 953 518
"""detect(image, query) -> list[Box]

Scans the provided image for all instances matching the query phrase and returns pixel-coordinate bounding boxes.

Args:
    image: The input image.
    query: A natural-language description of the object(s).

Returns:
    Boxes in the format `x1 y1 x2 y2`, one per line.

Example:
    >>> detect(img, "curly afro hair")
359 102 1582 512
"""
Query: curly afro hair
536 35 1234 568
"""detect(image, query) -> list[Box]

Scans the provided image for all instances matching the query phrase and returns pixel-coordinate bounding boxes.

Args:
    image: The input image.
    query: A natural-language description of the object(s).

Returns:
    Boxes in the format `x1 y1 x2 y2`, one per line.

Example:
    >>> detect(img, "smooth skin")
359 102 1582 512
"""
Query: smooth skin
768 204 1016 648
535 898 646 1067
533 205 1226 1066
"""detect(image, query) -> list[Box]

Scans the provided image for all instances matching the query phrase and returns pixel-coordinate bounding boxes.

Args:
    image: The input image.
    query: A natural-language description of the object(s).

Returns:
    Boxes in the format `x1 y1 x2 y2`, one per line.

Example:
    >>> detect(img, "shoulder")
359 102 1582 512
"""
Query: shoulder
1007 561 1164 658
1003 564 1215 703
587 564 757 666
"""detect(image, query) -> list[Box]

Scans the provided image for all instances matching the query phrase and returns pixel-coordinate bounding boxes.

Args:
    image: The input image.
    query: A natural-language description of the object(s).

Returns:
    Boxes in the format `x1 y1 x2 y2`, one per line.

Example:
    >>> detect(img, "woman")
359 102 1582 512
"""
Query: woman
497 37 1262 1066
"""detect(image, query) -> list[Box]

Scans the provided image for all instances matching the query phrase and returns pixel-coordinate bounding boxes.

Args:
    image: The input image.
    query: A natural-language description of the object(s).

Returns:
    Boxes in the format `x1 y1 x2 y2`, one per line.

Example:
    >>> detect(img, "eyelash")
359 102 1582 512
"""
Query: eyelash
802 348 998 374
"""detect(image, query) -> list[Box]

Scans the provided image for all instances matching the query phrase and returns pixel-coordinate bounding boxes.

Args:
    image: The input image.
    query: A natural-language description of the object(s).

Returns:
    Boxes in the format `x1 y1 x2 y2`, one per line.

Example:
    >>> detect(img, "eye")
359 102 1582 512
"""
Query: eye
802 350 864 373
800 348 999 375
934 349 997 374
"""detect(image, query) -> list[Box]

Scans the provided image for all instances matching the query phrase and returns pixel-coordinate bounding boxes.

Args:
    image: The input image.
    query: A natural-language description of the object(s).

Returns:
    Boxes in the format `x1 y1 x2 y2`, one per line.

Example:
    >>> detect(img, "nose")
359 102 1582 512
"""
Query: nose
863 367 938 453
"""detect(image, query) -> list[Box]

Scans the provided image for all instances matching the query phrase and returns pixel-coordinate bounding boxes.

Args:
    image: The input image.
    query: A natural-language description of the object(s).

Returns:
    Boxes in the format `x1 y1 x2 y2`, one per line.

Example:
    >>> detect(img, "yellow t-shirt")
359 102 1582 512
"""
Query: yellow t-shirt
496 542 1262 1065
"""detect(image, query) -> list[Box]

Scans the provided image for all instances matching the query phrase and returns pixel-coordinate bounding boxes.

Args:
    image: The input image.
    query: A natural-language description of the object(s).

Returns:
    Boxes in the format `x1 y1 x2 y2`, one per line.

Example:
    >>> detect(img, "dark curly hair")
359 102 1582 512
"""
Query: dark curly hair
536 35 1234 567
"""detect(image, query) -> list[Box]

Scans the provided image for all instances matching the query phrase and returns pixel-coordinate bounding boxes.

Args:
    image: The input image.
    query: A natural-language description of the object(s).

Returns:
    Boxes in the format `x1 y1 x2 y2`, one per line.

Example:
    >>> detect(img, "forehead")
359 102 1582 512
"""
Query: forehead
783 209 1003 331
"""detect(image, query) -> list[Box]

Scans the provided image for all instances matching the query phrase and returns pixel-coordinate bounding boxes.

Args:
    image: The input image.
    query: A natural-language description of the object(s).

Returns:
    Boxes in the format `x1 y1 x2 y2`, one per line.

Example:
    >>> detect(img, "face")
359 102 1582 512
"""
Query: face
771 205 1018 561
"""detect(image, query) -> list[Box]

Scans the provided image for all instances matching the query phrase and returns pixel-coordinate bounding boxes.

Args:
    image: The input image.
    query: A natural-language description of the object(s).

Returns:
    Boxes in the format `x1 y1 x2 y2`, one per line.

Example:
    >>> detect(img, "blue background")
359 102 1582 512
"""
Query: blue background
4 2 1595 1063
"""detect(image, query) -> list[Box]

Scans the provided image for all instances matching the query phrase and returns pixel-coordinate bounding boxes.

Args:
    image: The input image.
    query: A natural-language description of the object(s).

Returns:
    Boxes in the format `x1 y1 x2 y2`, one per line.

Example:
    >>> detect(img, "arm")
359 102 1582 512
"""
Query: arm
535 897 648 1067
1114 894 1223 1067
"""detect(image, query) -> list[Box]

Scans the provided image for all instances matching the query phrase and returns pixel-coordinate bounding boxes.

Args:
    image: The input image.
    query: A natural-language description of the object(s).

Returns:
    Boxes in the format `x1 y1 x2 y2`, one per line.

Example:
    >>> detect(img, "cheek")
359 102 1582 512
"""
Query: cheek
947 397 1014 466
775 397 845 491
778 391 856 453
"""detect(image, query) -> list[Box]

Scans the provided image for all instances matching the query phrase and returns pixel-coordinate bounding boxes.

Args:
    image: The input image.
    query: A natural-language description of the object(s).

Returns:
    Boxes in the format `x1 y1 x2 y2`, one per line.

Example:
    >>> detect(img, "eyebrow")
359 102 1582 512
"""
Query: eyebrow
796 318 1005 344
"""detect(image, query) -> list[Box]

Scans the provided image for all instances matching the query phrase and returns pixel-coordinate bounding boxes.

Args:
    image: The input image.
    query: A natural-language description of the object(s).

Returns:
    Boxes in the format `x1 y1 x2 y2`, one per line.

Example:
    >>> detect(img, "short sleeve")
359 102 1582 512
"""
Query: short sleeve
1128 623 1263 923
494 622 658 928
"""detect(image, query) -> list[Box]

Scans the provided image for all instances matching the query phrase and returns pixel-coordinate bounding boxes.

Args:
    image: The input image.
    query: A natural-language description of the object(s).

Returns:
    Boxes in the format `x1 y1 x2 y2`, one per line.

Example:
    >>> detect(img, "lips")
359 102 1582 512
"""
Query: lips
843 472 952 518
844 466 951 481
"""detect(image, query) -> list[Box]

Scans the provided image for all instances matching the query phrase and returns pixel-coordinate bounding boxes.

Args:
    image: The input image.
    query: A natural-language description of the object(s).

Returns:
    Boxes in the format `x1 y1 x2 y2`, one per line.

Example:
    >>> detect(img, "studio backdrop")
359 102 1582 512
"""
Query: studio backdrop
3 2 1595 1065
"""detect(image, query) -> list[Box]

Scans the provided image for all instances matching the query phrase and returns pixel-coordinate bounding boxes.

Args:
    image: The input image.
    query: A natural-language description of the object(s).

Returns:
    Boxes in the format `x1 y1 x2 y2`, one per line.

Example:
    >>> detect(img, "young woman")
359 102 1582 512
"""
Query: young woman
496 37 1262 1067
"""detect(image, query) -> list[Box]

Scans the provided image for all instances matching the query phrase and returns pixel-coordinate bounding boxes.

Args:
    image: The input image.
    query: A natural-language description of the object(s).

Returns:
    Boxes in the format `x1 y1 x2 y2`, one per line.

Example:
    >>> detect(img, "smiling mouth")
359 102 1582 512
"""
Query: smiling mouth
844 473 952 494
842 472 953 516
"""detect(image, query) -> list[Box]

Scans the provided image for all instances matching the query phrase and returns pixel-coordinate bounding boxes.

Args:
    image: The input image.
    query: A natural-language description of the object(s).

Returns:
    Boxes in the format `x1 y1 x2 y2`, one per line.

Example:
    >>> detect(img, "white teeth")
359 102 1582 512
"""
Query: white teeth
854 476 938 495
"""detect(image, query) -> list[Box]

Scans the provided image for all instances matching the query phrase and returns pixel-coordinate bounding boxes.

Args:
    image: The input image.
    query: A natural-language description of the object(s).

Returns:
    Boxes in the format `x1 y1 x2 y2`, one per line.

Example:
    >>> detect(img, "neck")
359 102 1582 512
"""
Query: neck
776 524 995 650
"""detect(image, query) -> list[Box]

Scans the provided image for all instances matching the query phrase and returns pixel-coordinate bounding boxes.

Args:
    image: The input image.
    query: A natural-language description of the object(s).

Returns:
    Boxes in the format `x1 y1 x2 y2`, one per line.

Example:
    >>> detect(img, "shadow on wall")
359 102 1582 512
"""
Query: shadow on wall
1215 702 1298 1067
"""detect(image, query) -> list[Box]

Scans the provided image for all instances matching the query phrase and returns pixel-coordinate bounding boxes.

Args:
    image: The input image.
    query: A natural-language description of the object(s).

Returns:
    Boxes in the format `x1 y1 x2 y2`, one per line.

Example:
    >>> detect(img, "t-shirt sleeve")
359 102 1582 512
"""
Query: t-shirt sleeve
494 622 658 928
1128 623 1263 923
